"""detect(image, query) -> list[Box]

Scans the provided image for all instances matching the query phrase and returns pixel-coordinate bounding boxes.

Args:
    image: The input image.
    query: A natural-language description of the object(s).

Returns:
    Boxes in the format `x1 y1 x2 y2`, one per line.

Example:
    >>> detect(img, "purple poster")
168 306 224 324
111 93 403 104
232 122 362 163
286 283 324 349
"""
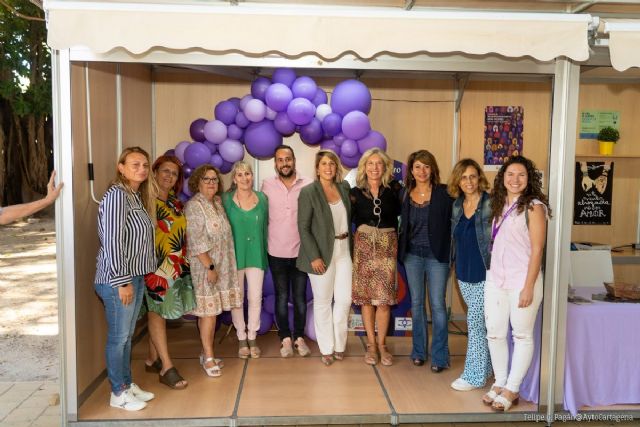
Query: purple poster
484 106 524 171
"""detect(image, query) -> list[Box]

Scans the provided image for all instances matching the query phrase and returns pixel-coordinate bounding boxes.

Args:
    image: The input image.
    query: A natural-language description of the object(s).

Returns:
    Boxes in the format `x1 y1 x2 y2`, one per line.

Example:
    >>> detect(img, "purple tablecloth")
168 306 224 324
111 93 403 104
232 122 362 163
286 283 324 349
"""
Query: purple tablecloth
563 287 640 415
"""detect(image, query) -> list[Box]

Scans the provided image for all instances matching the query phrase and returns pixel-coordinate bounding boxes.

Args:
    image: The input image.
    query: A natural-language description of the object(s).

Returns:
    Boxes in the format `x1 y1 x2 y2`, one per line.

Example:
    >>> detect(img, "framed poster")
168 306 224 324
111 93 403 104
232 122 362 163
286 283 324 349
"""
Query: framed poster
573 161 614 225
484 106 523 171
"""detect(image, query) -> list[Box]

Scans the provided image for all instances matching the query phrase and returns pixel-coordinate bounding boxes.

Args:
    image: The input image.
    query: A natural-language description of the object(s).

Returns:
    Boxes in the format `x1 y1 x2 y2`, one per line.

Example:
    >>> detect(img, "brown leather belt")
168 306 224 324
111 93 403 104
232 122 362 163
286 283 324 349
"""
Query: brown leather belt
335 232 349 240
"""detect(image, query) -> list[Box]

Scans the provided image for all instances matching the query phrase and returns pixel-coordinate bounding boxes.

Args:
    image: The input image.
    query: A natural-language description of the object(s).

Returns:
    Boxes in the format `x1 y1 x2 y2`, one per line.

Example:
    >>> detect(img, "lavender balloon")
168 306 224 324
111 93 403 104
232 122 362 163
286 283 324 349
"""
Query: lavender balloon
174 141 191 163
265 106 278 120
304 303 316 342
244 120 283 159
340 152 361 169
228 97 241 108
357 130 387 153
235 111 250 129
330 79 372 116
240 94 254 111
244 98 267 123
210 153 224 169
227 124 243 141
287 97 316 126
182 177 193 196
189 118 207 142
333 133 347 146
272 67 297 87
320 138 340 154
315 104 332 122
312 87 328 106
177 192 189 204
214 100 238 125
164 149 175 156
265 83 293 112
342 111 371 140
341 139 358 157
263 294 276 315
300 118 324 145
322 113 342 137
257 310 273 335
184 142 211 169
274 111 296 136
203 120 227 144
218 139 245 163
220 160 233 174
250 77 271 101
292 76 318 100
203 140 218 154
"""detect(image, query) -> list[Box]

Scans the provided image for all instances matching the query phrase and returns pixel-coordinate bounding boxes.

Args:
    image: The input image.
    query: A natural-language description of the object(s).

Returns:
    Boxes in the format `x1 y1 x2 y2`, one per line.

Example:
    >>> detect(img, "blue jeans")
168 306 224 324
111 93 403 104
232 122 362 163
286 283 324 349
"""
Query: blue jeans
403 253 450 367
268 255 308 341
94 276 144 394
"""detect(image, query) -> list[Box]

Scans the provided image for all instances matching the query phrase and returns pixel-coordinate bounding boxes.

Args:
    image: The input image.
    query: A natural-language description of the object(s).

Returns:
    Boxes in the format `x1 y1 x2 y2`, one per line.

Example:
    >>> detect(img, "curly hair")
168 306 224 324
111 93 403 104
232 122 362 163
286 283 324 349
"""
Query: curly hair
404 149 441 192
355 148 392 190
152 155 183 195
490 155 552 222
447 158 490 198
188 165 224 197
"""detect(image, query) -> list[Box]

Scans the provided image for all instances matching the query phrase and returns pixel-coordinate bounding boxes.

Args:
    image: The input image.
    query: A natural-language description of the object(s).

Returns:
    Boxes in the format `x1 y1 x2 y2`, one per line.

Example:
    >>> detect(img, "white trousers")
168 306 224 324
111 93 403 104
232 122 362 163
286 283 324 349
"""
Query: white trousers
231 267 264 341
309 240 352 356
484 274 543 393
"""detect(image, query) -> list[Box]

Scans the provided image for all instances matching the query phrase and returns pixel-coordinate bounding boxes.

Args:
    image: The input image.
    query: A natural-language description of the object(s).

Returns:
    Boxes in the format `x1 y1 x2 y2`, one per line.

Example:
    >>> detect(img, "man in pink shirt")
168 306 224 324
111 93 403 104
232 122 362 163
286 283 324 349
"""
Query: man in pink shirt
261 145 312 358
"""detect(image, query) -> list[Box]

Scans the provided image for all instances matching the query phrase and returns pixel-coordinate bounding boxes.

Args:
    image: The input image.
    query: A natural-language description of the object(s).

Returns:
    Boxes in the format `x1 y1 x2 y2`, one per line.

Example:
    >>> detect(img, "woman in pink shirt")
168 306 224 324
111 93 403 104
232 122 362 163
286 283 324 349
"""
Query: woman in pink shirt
483 156 551 411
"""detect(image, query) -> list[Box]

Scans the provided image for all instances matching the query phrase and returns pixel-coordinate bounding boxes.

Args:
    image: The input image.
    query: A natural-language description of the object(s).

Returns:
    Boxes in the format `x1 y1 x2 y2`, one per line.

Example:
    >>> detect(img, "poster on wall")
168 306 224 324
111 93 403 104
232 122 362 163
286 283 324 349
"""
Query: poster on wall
573 161 614 225
579 110 620 139
484 106 524 171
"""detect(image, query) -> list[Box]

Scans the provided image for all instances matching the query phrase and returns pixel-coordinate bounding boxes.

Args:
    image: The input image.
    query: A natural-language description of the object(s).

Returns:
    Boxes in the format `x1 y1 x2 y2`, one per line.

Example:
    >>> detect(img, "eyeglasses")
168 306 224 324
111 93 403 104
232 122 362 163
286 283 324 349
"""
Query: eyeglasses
201 177 219 184
373 197 382 227
158 168 179 178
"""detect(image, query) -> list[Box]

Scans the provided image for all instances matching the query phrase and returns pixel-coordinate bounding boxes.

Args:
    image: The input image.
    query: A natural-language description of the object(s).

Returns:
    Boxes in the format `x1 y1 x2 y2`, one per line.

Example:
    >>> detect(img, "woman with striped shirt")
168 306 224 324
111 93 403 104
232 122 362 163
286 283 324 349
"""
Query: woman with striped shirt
94 147 157 411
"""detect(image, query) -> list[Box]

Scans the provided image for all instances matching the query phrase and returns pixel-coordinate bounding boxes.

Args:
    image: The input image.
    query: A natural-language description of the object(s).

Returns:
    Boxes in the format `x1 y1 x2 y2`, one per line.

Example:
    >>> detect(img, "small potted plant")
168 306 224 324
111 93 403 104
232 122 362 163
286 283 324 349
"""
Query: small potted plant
597 126 619 156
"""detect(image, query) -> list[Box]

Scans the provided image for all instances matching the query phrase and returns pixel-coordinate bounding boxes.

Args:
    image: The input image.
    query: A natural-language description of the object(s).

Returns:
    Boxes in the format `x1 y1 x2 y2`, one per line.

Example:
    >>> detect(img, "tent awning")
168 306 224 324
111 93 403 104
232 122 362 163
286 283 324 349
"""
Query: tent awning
45 1 591 62
604 19 640 72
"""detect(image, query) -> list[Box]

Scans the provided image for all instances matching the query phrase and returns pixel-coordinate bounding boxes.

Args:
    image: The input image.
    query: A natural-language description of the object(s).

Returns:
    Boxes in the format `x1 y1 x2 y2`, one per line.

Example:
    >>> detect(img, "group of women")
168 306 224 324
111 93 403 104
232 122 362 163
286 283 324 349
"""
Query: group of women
94 145 549 413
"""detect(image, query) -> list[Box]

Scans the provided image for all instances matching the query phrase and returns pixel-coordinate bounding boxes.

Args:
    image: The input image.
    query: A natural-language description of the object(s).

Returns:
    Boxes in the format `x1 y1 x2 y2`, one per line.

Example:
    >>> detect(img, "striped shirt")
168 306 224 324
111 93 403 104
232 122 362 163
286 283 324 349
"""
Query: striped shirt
94 184 155 287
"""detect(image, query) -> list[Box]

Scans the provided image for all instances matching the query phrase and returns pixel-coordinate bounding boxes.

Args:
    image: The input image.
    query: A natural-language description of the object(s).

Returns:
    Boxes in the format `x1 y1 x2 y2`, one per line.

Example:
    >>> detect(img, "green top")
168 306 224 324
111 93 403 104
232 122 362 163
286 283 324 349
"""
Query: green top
222 190 269 270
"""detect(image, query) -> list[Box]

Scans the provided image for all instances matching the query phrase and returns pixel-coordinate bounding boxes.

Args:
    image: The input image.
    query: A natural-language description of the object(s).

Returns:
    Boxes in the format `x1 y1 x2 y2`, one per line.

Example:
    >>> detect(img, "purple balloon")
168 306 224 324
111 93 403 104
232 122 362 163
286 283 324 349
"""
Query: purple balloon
174 141 190 163
184 142 211 169
244 99 267 123
320 138 339 154
342 111 371 140
227 124 243 141
357 130 387 153
244 120 283 159
219 311 232 325
292 76 318 100
299 118 324 145
304 302 316 341
203 140 218 154
182 177 193 196
274 112 296 136
265 106 278 121
214 100 238 125
265 83 293 112
182 165 193 178
177 192 189 204
312 87 328 106
322 113 342 137
287 97 316 126
340 152 361 169
263 294 276 315
220 160 233 174
333 133 347 146
251 77 271 101
263 269 274 296
235 111 250 129
272 68 297 87
330 79 372 116
210 153 224 168
306 279 313 302
240 95 254 111
204 120 227 144
189 118 207 142
257 310 273 335
218 139 245 163
164 149 175 156
228 97 241 108
341 139 358 157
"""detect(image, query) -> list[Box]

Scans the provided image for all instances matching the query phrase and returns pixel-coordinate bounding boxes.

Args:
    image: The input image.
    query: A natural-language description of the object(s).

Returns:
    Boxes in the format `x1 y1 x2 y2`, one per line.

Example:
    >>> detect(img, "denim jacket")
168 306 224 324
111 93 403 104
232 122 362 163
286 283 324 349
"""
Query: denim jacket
450 191 492 270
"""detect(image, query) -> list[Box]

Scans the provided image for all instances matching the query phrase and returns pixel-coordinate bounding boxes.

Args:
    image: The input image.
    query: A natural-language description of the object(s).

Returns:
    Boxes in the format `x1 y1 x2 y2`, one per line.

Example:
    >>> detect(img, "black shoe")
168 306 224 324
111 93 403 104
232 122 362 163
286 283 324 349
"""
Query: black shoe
412 359 425 366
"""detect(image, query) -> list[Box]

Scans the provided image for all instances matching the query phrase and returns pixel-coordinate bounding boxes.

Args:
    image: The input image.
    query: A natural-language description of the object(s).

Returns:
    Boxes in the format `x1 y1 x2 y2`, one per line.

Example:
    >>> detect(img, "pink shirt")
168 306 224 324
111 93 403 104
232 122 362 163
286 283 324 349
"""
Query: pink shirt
261 173 312 258
487 198 545 290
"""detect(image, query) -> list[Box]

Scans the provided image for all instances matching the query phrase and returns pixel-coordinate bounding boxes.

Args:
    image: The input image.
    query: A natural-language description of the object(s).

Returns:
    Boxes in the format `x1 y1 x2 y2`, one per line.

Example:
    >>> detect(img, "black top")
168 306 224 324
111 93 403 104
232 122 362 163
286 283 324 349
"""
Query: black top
349 180 402 230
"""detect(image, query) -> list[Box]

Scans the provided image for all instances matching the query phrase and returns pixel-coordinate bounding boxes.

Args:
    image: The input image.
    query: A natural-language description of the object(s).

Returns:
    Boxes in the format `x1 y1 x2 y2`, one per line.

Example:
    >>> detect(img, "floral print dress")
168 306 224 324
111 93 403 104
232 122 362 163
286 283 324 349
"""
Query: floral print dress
142 192 196 319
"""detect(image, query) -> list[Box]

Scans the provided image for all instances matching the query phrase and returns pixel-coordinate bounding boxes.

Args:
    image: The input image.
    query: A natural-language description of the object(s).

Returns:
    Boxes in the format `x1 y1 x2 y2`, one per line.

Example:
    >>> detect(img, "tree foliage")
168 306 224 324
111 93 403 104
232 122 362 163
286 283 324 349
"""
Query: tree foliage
0 0 50 205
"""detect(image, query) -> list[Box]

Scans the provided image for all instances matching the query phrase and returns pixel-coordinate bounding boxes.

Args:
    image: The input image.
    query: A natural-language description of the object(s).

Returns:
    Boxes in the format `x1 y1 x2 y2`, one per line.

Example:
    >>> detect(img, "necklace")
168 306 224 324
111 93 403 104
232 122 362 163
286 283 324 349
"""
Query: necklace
236 191 254 210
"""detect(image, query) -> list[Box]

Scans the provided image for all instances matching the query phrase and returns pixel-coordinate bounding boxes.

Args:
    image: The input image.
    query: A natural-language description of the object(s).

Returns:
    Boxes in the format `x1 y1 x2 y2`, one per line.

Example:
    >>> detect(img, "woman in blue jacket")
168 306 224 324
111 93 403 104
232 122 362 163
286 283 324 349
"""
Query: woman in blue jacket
448 158 493 391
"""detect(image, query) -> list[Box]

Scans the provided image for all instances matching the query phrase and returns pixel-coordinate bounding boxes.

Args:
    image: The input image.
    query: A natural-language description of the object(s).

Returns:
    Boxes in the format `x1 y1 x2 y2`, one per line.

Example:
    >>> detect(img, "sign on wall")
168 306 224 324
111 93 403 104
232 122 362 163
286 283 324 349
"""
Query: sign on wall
579 110 620 139
573 161 614 225
483 106 524 171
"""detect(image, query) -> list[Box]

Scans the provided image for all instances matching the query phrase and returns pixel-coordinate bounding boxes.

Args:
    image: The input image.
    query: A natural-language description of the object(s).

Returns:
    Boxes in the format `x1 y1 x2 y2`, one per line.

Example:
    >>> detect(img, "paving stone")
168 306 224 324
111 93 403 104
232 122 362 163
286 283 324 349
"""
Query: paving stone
31 414 62 427
3 406 41 423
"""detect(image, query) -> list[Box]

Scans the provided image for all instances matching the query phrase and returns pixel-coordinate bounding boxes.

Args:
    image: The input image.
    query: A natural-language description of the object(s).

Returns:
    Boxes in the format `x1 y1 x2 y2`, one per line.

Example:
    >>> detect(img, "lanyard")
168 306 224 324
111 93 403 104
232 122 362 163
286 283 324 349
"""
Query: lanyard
490 202 518 250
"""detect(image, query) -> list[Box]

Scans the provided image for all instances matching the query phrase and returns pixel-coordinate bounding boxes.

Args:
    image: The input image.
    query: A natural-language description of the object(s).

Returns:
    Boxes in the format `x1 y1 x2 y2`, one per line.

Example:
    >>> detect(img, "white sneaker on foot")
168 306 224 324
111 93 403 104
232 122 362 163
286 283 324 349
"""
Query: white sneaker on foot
450 377 479 391
110 389 146 411
280 337 294 358
129 383 155 402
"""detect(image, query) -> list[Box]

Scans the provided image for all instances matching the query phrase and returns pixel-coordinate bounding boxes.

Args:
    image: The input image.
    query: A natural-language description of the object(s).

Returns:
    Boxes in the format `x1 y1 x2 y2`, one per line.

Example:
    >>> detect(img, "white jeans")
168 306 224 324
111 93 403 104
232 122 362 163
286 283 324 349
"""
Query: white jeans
484 274 543 393
309 240 352 356
231 267 264 341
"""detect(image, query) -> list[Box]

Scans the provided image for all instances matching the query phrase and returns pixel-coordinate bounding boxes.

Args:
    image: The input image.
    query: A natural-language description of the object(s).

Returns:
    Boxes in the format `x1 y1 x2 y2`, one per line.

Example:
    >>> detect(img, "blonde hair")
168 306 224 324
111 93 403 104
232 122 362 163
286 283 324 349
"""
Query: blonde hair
229 161 254 192
112 146 158 215
314 150 343 182
447 158 490 198
355 148 393 190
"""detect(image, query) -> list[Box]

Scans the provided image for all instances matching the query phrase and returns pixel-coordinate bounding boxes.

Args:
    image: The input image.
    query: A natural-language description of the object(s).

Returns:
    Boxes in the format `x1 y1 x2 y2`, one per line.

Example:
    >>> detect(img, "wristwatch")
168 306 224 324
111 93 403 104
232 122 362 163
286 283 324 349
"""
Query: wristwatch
209 264 215 271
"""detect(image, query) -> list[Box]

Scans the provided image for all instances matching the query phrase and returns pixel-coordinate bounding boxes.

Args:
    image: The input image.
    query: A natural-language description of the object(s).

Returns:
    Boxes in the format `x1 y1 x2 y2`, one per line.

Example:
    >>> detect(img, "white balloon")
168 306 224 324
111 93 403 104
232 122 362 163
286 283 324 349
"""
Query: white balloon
315 103 332 122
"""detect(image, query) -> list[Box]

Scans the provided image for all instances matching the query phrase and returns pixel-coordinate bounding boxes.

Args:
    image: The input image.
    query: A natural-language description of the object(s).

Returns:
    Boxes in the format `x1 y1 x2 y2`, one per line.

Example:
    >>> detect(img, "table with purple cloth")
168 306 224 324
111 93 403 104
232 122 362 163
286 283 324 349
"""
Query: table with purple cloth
563 286 640 415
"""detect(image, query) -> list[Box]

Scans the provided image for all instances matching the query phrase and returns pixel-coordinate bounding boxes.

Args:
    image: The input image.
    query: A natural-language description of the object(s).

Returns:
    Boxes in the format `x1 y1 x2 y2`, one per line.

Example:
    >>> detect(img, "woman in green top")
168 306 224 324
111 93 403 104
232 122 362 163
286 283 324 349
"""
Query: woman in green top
222 161 268 359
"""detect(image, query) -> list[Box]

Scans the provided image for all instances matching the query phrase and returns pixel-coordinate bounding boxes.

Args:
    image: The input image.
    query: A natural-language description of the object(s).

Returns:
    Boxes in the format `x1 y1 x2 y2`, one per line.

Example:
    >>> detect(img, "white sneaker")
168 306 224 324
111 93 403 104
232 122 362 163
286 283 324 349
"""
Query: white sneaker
110 389 146 411
451 377 479 391
129 383 155 402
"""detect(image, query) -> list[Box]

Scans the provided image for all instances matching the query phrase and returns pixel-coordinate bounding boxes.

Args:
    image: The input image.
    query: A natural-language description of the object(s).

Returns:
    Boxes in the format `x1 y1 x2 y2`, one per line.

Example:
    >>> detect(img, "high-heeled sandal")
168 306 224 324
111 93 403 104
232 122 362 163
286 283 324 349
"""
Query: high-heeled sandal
378 345 393 366
145 358 162 373
482 385 504 405
491 390 519 411
201 357 222 378
333 351 345 361
364 344 378 365
248 339 261 359
238 340 251 359
321 354 334 366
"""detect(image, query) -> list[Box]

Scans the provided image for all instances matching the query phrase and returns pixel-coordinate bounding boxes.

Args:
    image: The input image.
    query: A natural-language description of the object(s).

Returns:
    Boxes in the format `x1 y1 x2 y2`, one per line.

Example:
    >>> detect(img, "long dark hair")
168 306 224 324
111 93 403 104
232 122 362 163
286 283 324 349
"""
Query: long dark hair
404 150 440 192
490 156 552 222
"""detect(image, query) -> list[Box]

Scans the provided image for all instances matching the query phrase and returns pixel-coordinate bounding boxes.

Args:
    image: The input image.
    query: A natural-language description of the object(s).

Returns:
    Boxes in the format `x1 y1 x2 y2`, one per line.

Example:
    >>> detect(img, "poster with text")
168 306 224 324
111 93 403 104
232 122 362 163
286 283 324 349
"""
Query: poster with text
573 161 614 225
484 106 524 171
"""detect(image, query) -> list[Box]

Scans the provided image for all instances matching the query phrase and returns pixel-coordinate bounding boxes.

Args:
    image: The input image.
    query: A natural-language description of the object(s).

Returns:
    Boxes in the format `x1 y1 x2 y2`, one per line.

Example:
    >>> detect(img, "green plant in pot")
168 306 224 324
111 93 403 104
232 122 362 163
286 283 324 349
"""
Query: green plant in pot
597 126 619 156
